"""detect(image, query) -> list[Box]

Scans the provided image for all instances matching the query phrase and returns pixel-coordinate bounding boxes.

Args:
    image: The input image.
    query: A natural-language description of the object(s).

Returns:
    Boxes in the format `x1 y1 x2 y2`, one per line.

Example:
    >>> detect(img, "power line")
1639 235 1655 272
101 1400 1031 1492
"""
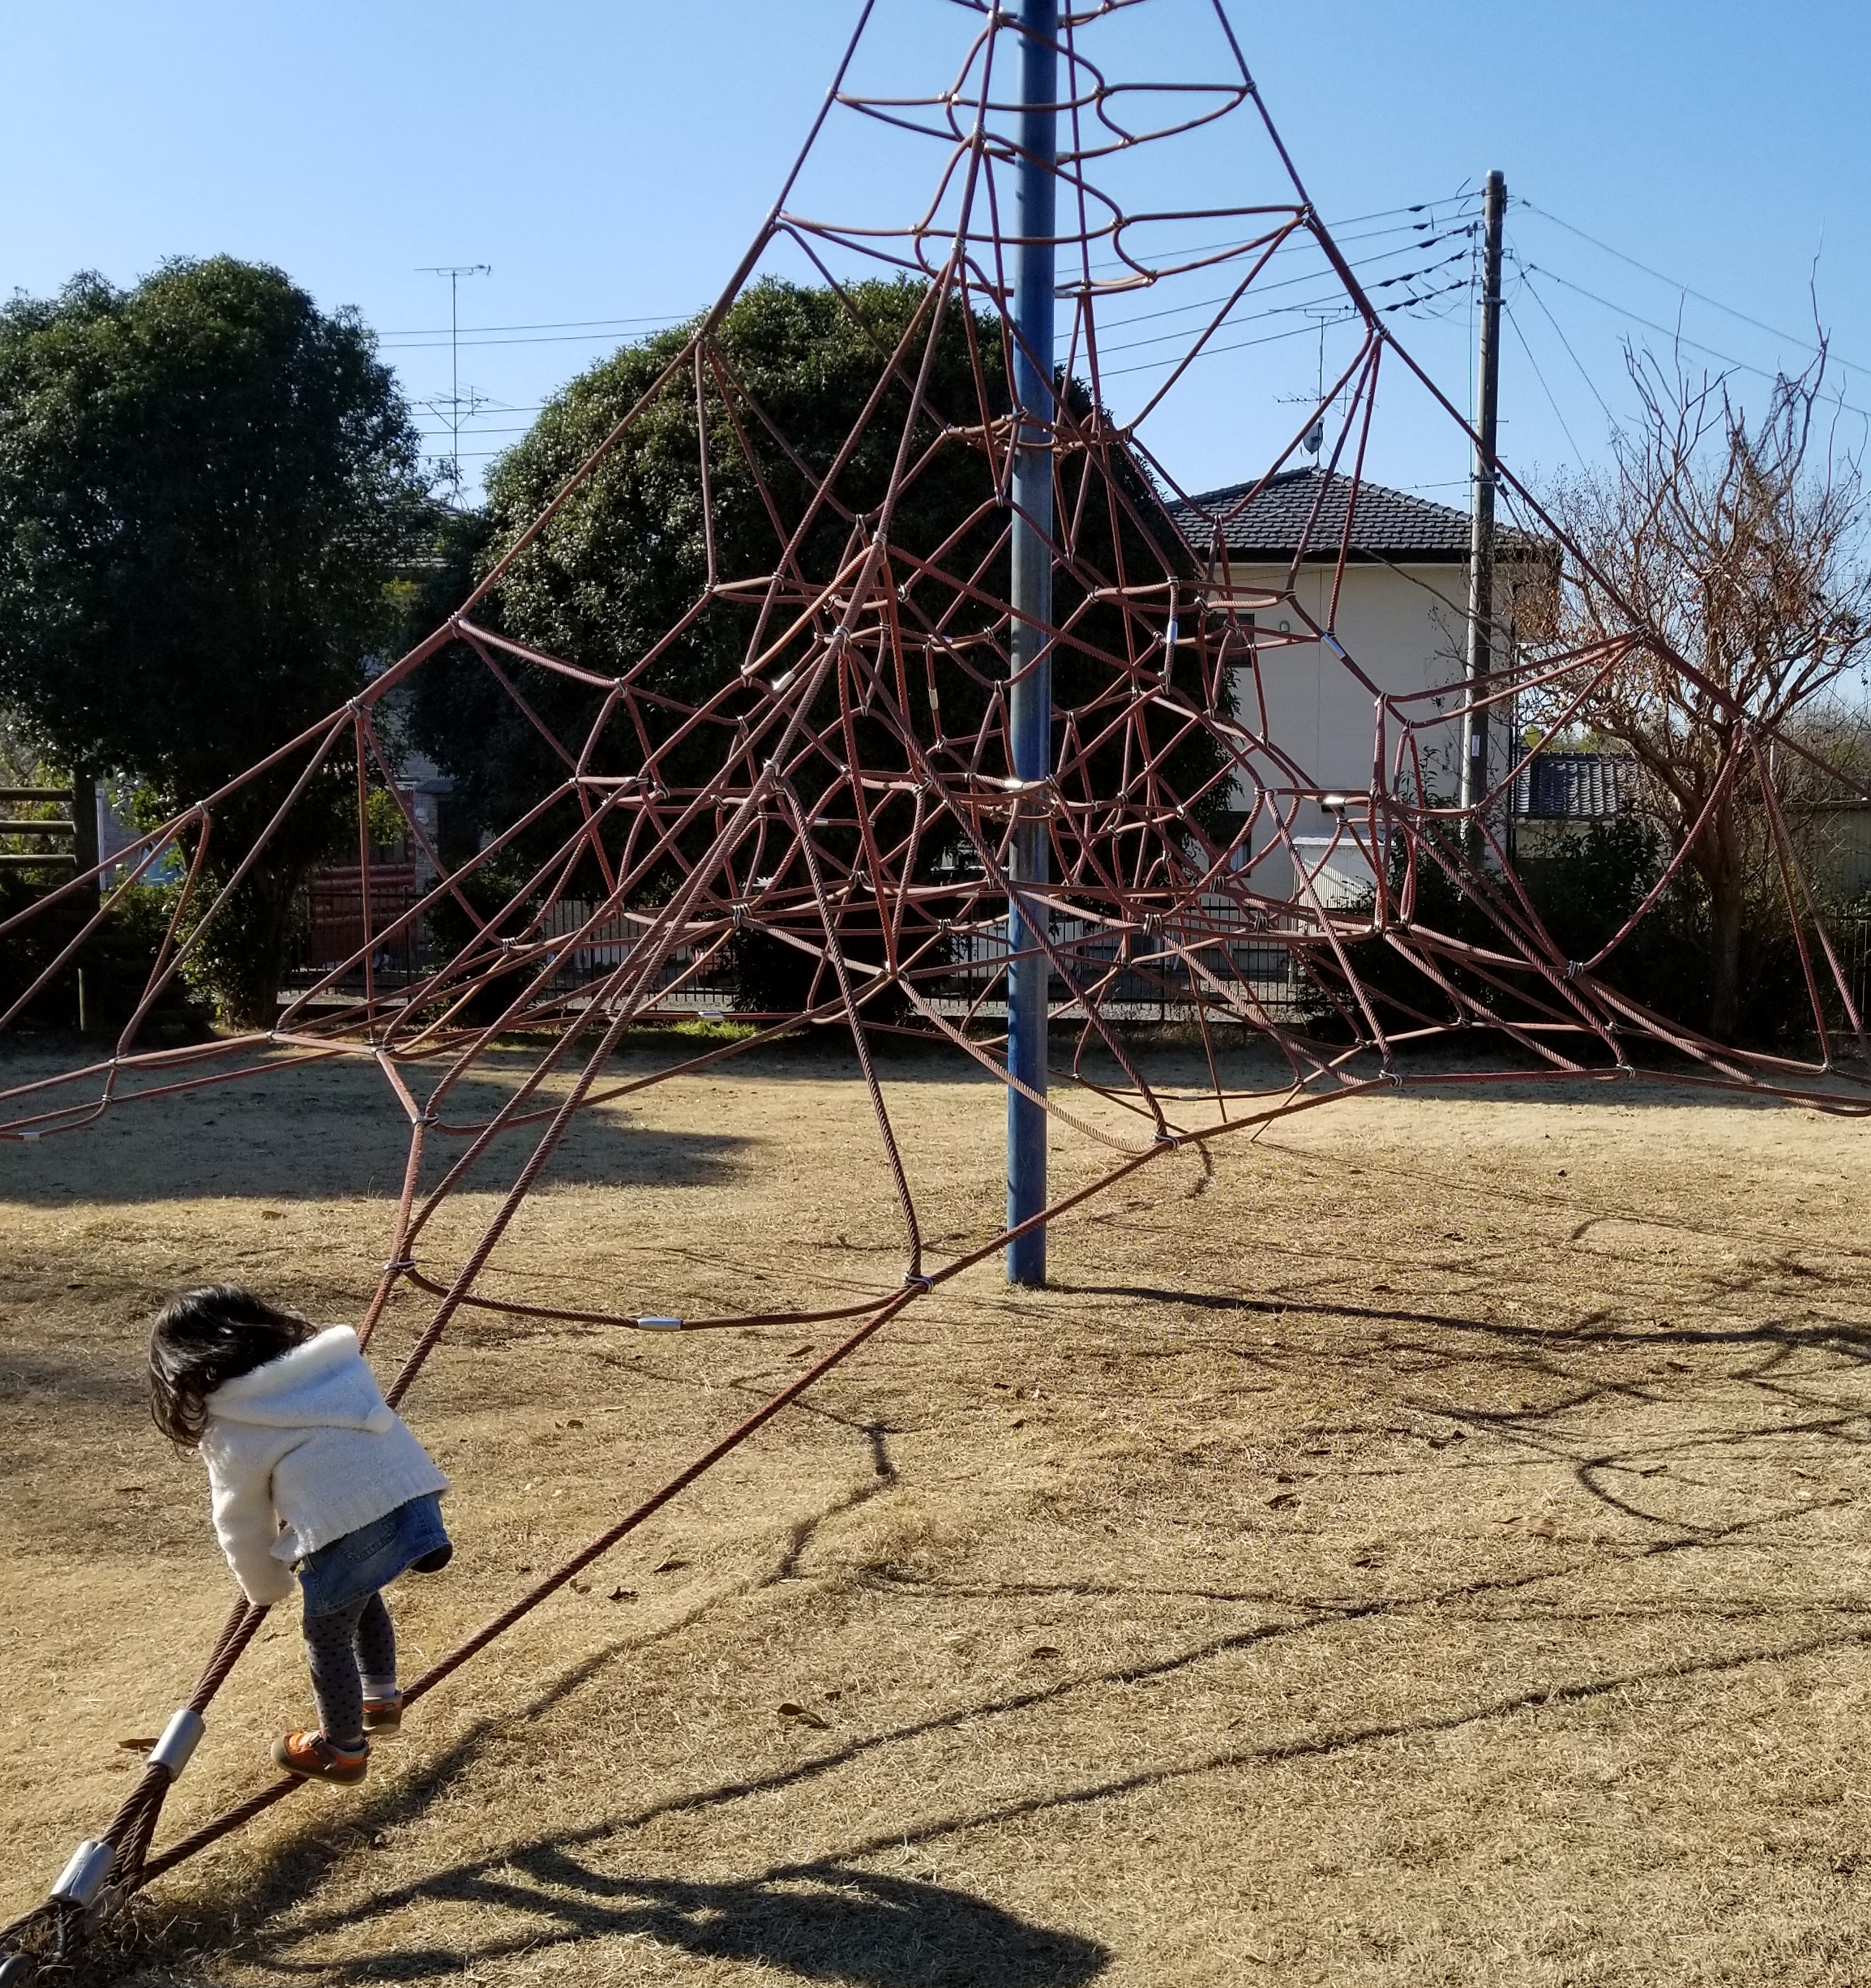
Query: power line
413 424 537 439
388 189 1489 466
384 311 691 341
1095 243 1475 360
1099 309 1338 379
1093 224 1473 338
384 321 691 353
1080 190 1477 276
1516 196 1867 379
1510 260 1613 423
1501 293 1587 470
417 264 492 502
376 204 1479 358
1518 259 1871 422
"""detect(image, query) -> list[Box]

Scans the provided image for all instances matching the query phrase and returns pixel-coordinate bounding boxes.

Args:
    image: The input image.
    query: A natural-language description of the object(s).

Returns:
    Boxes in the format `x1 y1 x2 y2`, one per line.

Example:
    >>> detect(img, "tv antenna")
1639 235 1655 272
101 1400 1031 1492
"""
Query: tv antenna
418 263 492 503
1279 306 1348 459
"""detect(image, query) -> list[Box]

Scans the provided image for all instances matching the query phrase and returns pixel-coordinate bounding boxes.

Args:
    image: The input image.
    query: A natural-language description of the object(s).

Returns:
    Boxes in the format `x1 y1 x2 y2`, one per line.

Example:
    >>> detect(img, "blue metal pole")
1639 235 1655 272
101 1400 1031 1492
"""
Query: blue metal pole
1006 0 1058 1287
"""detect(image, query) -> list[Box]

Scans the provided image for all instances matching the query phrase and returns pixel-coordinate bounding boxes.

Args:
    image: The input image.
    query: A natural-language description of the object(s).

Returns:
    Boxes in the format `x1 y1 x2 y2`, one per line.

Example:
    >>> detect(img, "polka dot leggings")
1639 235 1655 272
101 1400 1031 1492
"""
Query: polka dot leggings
302 1591 396 1749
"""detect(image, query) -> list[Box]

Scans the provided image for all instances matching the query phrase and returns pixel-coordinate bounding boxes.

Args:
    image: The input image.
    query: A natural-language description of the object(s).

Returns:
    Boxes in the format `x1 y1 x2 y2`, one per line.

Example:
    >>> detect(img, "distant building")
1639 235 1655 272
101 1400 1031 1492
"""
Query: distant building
1509 749 1640 858
1169 467 1548 903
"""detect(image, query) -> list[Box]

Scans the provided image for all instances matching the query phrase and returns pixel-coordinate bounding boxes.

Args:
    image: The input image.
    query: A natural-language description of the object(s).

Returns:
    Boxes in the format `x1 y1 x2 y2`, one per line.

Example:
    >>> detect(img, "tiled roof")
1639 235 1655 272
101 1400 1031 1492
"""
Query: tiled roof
1167 468 1538 565
1513 752 1640 821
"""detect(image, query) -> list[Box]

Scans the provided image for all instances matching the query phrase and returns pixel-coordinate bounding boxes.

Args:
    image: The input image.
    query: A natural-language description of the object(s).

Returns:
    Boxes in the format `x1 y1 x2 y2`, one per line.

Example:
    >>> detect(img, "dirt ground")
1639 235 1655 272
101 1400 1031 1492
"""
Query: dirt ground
4 1032 1871 1987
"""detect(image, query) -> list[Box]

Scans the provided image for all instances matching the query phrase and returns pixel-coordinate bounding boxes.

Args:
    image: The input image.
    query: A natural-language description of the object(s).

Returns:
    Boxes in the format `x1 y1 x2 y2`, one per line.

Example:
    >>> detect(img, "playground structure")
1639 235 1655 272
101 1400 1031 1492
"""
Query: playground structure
3 0 1869 1975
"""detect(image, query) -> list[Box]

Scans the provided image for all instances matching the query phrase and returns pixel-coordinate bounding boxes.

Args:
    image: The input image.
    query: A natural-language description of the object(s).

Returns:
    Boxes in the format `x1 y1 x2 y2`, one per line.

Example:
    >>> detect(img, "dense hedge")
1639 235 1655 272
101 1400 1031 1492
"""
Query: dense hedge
1300 818 1865 1053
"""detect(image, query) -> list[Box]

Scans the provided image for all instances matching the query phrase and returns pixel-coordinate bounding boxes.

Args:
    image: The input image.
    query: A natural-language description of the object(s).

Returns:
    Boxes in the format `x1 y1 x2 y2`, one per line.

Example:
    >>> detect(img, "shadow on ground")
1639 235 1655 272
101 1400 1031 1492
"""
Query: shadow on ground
261 1857 1109 1987
0 1070 749 1206
54 1300 1871 1986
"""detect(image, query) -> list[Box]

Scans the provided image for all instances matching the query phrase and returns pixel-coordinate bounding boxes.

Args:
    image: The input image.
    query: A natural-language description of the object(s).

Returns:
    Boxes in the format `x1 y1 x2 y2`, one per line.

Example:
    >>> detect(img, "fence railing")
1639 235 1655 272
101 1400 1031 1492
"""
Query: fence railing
948 898 1311 1013
287 878 1317 1013
536 898 734 1003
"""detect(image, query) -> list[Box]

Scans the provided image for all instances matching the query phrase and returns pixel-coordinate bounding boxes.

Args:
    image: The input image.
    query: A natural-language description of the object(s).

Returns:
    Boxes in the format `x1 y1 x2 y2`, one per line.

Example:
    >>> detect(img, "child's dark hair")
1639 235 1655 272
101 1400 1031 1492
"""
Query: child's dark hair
148 1285 315 1446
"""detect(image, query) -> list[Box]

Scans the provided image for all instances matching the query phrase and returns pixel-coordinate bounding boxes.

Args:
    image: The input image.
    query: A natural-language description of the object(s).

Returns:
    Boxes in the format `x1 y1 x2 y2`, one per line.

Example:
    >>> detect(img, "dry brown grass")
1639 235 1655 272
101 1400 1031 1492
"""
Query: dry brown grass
4 1035 1871 1986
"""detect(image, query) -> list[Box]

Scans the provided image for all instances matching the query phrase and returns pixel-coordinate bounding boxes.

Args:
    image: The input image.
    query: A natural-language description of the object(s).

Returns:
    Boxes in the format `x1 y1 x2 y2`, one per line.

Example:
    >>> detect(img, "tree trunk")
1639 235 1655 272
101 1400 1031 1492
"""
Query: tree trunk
208 865 305 1031
1707 866 1745 1041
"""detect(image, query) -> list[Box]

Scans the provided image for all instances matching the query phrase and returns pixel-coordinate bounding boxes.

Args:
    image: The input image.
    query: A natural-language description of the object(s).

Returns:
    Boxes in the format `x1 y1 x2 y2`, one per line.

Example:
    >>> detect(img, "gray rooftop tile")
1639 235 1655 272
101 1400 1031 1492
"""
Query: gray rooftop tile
1167 468 1537 564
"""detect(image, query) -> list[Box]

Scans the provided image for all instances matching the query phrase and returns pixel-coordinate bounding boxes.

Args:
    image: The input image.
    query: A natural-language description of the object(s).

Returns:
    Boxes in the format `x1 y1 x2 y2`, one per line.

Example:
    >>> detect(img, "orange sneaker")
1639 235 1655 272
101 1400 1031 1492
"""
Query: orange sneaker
271 1730 369 1784
363 1692 403 1734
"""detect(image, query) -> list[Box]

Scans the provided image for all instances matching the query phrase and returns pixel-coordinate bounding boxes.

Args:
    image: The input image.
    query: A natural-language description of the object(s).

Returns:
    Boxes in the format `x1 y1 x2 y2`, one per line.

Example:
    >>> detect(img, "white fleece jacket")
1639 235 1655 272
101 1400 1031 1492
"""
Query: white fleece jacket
198 1326 448 1606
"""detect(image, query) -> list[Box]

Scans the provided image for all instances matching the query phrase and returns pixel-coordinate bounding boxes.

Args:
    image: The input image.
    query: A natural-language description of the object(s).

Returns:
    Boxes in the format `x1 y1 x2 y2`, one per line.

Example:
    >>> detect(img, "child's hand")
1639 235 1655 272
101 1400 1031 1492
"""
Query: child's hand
238 1567 294 1608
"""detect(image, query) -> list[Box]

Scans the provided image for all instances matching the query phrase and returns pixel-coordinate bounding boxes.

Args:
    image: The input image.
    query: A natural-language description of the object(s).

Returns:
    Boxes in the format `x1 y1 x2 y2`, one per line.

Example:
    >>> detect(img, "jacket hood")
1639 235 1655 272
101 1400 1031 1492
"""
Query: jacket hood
206 1325 396 1434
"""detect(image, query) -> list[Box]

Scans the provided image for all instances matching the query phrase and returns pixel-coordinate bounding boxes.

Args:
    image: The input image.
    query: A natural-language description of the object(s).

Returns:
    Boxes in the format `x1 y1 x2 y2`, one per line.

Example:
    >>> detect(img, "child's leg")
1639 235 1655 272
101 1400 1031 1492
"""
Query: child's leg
353 1590 397 1705
302 1600 370 1749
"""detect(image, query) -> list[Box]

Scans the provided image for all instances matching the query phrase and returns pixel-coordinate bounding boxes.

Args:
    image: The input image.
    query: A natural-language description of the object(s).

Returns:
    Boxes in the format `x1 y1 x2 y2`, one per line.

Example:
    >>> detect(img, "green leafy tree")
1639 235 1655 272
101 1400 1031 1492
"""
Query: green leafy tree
0 256 429 1024
409 277 1227 1008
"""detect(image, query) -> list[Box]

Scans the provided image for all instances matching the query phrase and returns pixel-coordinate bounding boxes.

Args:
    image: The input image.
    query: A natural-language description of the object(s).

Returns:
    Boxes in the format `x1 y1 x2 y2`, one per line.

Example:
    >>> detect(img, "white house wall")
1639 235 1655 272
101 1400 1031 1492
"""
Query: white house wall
1218 560 1471 901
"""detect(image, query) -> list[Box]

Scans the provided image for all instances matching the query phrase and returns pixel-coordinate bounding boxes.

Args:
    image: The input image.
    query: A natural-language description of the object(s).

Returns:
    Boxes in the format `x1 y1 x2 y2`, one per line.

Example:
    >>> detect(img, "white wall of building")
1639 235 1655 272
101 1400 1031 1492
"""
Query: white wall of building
1218 560 1470 902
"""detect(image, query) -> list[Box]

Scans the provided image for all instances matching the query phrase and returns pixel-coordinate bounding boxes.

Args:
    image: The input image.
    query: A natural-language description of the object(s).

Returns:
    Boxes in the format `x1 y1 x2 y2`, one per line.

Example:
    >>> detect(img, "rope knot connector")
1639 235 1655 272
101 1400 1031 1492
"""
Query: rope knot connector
901 1272 932 1292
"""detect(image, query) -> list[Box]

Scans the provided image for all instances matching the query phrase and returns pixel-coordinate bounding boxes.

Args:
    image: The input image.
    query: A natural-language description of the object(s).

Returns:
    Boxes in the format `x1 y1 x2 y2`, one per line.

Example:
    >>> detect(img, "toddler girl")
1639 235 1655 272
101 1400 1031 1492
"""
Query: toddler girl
148 1285 452 1786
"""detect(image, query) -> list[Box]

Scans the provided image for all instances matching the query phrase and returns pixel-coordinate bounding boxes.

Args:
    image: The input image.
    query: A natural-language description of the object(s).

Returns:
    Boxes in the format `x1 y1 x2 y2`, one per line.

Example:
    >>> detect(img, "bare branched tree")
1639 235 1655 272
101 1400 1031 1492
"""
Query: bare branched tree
1536 343 1871 1039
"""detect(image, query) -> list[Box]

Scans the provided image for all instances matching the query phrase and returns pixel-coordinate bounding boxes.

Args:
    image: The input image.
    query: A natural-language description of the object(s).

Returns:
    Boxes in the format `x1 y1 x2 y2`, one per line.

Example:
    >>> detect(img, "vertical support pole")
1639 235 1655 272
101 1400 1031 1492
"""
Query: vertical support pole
1460 169 1506 838
1005 0 1059 1287
71 765 100 891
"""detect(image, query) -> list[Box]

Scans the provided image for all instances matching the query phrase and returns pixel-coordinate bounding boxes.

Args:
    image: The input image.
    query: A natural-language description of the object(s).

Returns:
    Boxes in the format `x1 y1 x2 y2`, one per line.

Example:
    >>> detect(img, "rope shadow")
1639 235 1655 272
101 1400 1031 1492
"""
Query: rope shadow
805 1617 1871 1872
238 1859 1109 1988
1052 1280 1871 1355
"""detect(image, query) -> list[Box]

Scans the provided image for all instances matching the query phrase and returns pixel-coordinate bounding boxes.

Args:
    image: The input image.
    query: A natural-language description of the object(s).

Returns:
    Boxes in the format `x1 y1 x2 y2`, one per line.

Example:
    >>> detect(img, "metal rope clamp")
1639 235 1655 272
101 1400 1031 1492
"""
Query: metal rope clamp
148 1707 205 1780
49 1839 113 1912
37 1705 206 1936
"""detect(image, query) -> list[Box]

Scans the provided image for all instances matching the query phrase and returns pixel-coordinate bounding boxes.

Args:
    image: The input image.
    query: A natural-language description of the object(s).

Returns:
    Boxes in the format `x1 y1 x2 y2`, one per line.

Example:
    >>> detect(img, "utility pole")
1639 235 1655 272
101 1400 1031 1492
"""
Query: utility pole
1005 0 1058 1287
418 264 491 504
1460 170 1506 833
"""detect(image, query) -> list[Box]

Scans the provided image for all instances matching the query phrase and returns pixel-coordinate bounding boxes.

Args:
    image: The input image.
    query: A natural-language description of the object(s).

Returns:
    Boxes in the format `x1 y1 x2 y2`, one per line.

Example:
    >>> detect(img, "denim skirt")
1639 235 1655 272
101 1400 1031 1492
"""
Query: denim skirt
297 1493 451 1618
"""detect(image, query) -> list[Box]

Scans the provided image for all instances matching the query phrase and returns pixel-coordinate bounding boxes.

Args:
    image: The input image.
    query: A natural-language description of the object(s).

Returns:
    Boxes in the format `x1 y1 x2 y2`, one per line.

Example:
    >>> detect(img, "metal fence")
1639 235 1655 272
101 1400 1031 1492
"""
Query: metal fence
948 898 1310 1018
537 898 734 1005
280 866 1871 1043
282 875 1322 1020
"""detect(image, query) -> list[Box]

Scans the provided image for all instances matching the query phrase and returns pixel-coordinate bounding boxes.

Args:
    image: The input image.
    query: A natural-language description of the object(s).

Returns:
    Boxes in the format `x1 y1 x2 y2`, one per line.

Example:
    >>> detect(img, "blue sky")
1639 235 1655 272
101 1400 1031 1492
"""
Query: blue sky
2 1 1865 511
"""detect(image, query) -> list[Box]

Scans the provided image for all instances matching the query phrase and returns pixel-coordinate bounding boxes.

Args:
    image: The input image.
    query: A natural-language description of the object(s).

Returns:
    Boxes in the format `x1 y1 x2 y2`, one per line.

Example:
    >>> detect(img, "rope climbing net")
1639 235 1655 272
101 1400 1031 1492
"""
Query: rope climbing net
4 0 1869 1970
